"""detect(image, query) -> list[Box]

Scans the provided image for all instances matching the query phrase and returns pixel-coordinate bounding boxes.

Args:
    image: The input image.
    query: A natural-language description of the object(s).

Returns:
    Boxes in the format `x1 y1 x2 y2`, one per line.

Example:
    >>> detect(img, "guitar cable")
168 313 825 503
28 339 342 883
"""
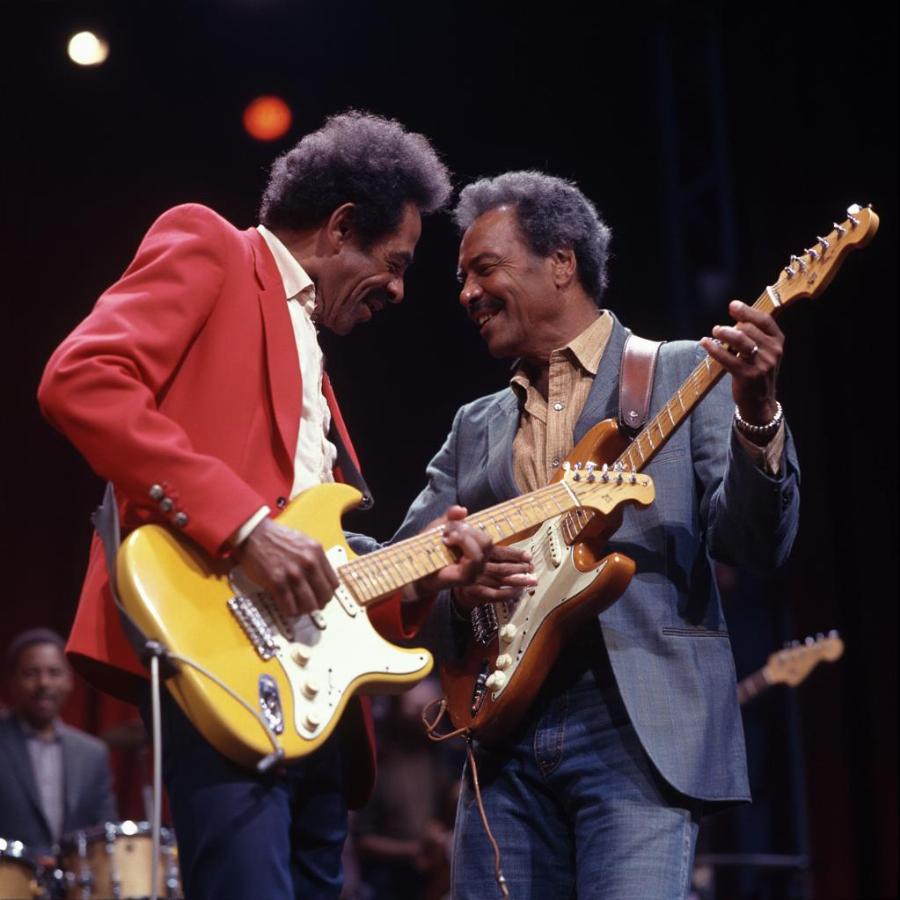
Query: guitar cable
422 697 510 899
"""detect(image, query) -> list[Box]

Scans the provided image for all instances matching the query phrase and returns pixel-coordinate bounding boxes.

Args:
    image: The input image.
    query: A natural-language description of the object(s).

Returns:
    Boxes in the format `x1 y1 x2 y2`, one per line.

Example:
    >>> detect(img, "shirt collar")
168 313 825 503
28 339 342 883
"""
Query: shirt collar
17 715 62 742
510 311 612 396
256 225 316 316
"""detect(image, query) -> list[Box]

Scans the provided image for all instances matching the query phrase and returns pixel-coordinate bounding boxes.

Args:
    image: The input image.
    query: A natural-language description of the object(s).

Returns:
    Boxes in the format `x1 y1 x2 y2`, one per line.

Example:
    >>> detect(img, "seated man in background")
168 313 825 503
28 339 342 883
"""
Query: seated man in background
0 628 117 857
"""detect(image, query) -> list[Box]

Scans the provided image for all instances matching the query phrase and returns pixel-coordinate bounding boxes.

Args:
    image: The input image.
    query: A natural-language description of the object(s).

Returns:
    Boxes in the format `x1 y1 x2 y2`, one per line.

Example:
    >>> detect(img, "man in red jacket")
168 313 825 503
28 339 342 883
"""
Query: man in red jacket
38 110 490 899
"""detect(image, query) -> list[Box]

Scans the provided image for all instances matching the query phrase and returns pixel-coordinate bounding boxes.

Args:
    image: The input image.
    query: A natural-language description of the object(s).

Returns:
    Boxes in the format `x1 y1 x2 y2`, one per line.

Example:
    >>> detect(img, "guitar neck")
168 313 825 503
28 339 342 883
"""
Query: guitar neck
617 287 783 474
737 668 772 706
337 482 580 606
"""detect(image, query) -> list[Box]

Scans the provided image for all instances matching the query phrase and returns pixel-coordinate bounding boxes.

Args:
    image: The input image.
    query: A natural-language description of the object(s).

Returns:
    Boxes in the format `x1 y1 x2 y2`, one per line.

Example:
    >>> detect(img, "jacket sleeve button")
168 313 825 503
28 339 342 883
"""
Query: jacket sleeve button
149 484 164 500
174 512 189 528
276 496 288 509
159 498 174 513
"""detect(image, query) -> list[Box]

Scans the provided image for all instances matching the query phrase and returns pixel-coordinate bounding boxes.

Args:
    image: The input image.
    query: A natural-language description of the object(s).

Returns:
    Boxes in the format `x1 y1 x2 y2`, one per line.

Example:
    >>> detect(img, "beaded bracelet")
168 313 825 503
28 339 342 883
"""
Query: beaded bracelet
734 400 783 439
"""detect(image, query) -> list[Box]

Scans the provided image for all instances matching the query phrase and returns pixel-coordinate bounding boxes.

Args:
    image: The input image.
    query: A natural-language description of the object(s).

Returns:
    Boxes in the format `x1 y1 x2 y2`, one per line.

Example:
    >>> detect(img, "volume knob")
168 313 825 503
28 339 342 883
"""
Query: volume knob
291 643 312 666
304 707 323 730
484 670 507 690
302 677 320 699
495 654 512 670
499 624 517 643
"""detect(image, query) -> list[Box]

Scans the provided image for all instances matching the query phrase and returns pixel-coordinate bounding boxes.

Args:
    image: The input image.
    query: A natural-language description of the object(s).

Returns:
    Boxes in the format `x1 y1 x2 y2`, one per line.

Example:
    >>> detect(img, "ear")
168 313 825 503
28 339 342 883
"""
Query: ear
550 247 577 289
325 202 357 251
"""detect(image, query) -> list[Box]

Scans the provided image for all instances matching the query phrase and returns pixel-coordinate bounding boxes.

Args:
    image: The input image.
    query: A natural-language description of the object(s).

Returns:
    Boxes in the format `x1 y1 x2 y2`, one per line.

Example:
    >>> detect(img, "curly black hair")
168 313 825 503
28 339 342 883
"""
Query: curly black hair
259 110 452 245
454 171 612 304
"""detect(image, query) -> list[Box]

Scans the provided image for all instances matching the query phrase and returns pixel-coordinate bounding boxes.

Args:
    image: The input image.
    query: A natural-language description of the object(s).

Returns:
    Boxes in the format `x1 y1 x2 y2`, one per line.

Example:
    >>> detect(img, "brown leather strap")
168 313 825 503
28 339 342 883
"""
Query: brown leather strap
618 334 663 438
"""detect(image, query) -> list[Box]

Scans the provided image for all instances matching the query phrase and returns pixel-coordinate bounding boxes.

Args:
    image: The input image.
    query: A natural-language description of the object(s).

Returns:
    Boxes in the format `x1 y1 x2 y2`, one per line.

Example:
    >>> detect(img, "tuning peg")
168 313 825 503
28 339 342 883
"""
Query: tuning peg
815 632 825 641
790 254 807 272
816 236 830 251
601 463 610 483
791 640 801 648
806 246 820 261
846 204 861 226
827 628 839 638
805 636 815 646
833 221 847 236
783 264 795 278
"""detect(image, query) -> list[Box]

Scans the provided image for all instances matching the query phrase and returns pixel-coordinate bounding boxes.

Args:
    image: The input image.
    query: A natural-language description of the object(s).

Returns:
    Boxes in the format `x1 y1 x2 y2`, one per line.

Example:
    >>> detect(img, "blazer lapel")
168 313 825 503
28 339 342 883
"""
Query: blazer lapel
574 313 629 443
0 717 51 836
486 390 521 502
60 726 81 830
250 229 302 468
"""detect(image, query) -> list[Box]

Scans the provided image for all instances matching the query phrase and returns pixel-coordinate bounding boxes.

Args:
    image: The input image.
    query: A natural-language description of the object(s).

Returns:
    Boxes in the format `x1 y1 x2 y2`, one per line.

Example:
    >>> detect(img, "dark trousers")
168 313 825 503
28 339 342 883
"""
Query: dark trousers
139 689 348 900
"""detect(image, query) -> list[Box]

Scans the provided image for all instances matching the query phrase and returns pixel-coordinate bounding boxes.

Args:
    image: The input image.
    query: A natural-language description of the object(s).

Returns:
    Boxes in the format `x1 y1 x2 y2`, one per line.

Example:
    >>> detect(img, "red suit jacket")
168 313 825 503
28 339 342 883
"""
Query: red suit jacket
38 203 426 806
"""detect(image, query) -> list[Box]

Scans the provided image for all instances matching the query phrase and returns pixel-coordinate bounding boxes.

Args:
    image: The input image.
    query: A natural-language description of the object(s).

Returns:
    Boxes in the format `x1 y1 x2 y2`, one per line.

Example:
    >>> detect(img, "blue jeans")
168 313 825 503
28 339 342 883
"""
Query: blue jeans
140 690 348 900
452 638 700 899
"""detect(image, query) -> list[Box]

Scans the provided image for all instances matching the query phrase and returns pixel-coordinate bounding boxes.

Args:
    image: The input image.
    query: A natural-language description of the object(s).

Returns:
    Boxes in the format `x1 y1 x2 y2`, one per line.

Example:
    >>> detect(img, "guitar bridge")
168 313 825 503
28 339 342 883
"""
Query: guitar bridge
471 604 499 645
228 595 279 660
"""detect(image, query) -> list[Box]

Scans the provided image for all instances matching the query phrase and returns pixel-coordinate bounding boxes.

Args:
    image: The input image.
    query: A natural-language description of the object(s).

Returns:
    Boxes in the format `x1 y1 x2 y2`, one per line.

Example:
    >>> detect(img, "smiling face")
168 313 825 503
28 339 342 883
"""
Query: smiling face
457 206 571 361
316 202 422 335
8 642 73 731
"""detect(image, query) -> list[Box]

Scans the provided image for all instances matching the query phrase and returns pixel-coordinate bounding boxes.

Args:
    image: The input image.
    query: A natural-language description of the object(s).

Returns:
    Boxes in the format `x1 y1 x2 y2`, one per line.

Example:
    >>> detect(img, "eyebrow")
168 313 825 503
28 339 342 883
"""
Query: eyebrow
389 250 414 268
458 252 501 281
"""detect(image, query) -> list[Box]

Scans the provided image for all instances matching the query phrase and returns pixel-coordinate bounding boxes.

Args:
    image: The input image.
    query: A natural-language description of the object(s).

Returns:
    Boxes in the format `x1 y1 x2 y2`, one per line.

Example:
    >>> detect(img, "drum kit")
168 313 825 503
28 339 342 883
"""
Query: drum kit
1 720 183 900
1 824 181 899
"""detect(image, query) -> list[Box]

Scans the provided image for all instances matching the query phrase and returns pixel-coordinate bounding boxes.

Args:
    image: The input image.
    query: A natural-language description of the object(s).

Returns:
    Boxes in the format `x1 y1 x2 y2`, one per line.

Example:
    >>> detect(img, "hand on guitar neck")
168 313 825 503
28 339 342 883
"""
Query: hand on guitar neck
700 299 784 438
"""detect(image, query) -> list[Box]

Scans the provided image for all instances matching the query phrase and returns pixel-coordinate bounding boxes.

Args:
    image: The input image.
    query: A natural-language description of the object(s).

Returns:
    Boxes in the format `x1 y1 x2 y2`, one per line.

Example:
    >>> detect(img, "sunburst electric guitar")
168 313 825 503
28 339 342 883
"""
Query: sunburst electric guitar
737 631 844 705
441 204 878 741
116 469 654 768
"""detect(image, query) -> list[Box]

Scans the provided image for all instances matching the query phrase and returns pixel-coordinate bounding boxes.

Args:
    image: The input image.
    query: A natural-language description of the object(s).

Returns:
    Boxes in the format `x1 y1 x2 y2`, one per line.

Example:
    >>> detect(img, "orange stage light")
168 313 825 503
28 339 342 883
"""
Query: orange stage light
243 96 293 141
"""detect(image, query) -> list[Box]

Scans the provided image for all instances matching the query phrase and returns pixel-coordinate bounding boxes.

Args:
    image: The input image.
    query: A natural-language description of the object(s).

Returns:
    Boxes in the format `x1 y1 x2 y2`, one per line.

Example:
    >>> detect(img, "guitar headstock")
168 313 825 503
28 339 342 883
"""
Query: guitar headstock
562 462 656 513
765 630 844 687
774 204 879 309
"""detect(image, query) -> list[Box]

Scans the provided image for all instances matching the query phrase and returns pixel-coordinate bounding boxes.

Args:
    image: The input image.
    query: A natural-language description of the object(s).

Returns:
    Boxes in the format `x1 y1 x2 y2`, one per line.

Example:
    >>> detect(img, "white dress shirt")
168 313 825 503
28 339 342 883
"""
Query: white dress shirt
231 226 338 545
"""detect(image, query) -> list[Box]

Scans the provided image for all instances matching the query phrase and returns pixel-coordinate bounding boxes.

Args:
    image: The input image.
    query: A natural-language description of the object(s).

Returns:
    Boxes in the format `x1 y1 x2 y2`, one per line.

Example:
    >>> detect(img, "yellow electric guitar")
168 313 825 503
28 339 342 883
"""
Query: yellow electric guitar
440 205 878 741
737 631 844 705
116 469 655 769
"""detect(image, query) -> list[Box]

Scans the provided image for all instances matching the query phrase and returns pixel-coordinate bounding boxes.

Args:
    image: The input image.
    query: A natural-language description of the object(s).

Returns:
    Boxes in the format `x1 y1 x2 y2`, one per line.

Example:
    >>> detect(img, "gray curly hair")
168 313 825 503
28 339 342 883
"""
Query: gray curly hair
260 110 452 245
453 171 612 303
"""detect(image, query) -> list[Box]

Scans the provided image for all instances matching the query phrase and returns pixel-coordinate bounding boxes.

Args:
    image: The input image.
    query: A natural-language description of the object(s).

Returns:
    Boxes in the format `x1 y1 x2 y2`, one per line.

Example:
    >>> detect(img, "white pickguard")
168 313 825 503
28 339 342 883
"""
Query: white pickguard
483 515 607 700
230 545 430 741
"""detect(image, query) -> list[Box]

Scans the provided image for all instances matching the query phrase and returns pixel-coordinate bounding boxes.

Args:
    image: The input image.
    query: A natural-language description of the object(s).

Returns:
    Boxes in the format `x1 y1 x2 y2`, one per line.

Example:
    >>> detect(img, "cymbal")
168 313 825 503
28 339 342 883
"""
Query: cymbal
100 718 147 748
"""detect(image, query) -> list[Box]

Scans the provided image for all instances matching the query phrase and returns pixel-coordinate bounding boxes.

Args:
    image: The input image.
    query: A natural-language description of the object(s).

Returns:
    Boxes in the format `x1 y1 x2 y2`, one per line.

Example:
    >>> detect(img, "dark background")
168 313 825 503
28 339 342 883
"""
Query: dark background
4 2 896 898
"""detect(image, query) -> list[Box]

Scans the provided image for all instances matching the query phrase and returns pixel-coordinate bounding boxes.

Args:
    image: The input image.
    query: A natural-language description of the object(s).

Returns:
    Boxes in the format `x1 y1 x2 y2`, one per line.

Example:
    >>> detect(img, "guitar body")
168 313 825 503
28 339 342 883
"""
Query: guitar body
441 418 636 741
116 483 432 768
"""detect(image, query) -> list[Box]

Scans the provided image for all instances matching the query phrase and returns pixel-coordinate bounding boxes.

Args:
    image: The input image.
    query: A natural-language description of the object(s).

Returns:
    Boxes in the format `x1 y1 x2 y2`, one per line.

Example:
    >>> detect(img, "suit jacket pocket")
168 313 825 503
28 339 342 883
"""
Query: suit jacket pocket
660 626 730 638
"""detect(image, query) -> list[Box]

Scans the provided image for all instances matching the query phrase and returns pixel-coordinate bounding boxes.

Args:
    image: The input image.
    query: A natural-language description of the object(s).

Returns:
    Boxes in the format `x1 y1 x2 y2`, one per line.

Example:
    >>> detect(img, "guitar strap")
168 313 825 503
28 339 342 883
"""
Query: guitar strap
618 333 664 439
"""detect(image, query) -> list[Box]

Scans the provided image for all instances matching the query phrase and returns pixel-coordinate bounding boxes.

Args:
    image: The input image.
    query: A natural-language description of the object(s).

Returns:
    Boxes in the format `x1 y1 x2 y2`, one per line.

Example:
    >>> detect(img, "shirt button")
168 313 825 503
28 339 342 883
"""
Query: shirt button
553 402 565 411
276 496 288 509
174 512 189 528
551 457 561 468
159 498 174 513
149 484 164 501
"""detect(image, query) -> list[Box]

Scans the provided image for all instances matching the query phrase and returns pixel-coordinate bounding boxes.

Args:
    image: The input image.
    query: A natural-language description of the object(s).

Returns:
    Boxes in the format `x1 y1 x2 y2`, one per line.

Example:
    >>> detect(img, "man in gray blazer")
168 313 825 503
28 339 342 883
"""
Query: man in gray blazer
0 629 117 858
391 173 800 899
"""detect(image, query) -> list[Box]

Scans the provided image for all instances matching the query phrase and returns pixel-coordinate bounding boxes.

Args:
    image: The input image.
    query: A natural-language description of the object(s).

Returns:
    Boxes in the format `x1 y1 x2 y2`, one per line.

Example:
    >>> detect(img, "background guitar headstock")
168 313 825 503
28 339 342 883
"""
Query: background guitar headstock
772 205 880 309
765 630 845 688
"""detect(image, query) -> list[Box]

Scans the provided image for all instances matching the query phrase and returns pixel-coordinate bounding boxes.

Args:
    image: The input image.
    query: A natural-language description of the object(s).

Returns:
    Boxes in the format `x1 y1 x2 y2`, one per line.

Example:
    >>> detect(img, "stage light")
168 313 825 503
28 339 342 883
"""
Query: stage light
67 31 110 67
243 96 293 141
